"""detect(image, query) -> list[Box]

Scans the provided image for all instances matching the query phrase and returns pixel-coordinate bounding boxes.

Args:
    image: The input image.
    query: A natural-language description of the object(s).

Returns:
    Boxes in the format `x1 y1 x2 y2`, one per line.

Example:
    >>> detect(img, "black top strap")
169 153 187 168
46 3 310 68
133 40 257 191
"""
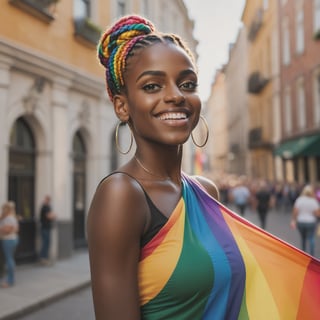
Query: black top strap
98 172 168 247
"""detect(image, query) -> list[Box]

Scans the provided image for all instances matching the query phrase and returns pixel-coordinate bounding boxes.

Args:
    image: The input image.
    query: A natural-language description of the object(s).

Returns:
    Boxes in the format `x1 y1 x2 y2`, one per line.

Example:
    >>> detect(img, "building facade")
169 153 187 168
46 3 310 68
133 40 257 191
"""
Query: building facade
224 27 250 176
0 0 196 263
242 0 280 181
274 0 320 184
204 69 229 176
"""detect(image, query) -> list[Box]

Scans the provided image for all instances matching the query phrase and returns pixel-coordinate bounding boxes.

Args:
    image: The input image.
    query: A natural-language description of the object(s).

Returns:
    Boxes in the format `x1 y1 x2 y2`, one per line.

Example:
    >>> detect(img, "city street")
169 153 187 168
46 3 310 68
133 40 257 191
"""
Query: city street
15 286 94 320
228 204 320 259
12 206 320 320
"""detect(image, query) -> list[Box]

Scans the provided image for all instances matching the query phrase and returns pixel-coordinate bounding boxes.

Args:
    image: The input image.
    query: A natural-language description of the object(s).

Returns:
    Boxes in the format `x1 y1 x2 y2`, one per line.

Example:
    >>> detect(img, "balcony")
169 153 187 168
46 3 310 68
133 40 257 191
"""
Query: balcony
74 18 102 46
9 0 58 22
248 127 272 149
247 71 269 94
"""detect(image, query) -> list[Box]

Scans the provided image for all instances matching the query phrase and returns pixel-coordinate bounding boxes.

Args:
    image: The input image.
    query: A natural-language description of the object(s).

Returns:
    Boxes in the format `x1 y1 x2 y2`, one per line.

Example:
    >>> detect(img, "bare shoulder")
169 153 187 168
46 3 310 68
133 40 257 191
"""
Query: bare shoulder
87 172 145 319
87 172 148 236
193 175 220 201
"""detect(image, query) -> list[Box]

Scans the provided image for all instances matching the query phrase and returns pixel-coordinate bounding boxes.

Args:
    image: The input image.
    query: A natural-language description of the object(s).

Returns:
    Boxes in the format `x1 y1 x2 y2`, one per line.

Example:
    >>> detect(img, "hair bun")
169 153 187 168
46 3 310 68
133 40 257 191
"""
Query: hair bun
98 15 155 69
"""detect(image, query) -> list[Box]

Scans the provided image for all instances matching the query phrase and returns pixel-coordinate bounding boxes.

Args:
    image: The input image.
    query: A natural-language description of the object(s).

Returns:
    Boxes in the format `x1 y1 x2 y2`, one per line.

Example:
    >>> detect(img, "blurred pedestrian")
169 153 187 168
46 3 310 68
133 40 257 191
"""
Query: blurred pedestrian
39 195 56 265
291 185 320 256
218 180 230 205
254 180 274 229
230 177 251 216
0 201 19 287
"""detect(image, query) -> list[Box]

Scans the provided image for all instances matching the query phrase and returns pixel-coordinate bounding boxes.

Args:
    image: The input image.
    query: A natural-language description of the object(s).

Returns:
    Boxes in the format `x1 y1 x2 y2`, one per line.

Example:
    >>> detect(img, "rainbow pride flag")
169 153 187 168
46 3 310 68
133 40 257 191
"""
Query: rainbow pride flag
139 174 320 319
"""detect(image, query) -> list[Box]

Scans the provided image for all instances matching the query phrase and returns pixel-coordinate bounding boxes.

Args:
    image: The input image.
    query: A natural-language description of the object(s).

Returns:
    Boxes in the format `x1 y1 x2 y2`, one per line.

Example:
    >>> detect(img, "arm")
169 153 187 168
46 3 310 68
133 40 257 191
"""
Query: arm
47 212 56 220
87 174 147 320
0 217 19 235
313 201 320 218
46 208 56 220
194 175 220 201
0 225 16 235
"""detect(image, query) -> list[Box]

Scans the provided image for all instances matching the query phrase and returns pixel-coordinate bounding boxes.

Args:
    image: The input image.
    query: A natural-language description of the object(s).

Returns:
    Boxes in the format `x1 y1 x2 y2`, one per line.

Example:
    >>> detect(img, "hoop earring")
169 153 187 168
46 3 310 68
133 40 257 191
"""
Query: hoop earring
115 121 133 154
191 115 209 148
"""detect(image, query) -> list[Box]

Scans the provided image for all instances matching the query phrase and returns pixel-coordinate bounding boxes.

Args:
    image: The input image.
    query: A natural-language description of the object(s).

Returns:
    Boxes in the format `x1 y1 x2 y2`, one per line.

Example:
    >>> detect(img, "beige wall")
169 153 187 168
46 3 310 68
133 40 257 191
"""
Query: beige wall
1 2 106 77
204 70 228 176
242 0 279 180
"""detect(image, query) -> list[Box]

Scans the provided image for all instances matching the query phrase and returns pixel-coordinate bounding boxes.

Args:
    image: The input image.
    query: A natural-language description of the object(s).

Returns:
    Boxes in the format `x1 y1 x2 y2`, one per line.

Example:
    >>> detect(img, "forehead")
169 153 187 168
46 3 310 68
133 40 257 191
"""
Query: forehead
125 42 196 79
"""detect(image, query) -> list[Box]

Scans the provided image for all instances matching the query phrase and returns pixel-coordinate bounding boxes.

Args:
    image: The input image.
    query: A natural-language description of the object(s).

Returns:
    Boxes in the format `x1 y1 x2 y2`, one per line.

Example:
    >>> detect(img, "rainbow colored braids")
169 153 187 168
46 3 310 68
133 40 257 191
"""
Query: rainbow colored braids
98 15 196 101
98 15 155 100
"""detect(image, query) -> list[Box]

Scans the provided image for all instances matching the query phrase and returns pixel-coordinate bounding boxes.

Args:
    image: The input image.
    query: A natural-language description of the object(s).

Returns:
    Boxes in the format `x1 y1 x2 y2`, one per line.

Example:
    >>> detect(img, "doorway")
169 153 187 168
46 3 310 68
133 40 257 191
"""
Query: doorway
8 117 36 263
72 131 87 248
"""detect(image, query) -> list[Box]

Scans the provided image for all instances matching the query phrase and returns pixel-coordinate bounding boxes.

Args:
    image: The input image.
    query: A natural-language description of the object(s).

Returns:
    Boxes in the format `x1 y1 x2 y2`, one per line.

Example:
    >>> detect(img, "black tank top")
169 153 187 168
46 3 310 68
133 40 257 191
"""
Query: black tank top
141 188 168 247
99 172 168 247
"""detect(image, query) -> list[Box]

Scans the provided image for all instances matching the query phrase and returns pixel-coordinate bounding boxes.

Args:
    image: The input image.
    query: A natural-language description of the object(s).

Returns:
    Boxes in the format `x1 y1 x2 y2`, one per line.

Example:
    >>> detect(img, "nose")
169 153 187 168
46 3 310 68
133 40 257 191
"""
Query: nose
163 86 185 105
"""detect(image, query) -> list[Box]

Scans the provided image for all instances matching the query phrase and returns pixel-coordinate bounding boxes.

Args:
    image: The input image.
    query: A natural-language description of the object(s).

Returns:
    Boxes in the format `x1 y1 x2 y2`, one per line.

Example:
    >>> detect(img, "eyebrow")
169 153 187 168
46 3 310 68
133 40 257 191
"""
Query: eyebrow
136 69 196 82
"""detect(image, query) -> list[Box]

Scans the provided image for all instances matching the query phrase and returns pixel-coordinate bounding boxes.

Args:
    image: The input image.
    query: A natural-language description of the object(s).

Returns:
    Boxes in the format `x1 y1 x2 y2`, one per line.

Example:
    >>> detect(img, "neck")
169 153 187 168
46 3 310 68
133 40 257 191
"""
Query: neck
134 155 169 180
134 154 181 182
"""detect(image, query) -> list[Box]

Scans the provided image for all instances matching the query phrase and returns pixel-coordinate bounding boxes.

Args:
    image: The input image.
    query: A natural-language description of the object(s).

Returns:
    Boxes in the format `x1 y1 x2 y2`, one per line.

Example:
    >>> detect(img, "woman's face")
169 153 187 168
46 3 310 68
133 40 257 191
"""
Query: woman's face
121 42 201 147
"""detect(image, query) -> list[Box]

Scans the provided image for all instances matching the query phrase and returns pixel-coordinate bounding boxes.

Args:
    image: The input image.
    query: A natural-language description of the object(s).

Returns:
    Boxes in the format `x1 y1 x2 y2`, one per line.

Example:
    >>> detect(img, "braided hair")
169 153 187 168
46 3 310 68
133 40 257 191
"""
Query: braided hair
98 15 195 101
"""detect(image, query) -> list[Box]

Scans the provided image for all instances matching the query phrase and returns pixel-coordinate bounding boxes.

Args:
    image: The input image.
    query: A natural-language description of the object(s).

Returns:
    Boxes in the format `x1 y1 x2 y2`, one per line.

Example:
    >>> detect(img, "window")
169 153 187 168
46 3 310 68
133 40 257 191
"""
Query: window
9 0 57 22
263 0 269 10
315 0 320 32
117 0 126 16
73 0 100 45
284 87 292 134
296 79 306 129
295 6 304 54
282 17 290 65
74 0 90 20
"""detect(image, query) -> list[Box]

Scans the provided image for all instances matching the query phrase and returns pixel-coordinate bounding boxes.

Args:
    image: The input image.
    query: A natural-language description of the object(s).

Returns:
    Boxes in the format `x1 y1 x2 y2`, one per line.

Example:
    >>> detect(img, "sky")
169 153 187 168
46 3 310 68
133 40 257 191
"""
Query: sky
183 0 246 101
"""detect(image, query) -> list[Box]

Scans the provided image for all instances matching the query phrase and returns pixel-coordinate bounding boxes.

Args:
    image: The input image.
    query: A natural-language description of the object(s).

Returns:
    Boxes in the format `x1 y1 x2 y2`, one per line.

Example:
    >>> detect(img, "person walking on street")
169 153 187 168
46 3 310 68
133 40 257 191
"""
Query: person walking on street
0 201 19 287
291 185 320 256
39 195 56 265
230 178 251 216
254 180 274 229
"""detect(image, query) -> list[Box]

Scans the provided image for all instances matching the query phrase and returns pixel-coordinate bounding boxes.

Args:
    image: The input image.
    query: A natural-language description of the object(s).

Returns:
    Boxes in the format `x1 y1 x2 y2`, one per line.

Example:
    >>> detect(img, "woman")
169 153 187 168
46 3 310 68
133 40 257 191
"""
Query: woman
88 15 320 320
0 201 19 287
291 185 320 256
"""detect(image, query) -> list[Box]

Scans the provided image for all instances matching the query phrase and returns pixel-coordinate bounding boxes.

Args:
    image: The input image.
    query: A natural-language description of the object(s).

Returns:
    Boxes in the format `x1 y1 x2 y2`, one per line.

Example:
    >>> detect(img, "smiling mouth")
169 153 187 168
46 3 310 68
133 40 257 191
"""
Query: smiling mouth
157 112 188 120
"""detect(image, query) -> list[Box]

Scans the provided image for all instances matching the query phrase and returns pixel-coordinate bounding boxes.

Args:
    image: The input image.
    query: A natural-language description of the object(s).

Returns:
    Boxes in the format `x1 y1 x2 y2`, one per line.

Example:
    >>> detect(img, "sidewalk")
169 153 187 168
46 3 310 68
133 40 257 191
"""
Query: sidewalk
0 250 91 320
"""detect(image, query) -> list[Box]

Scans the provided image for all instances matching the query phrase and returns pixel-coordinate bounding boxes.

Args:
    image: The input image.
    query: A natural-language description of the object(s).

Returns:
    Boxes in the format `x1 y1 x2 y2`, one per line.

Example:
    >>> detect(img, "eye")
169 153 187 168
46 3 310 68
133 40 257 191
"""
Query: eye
180 81 198 91
142 83 162 92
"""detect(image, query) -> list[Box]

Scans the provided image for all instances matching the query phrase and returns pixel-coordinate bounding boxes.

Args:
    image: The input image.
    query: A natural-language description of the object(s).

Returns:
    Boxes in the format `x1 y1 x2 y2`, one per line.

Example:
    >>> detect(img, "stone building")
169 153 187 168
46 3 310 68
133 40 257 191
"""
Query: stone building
204 70 229 176
274 0 320 184
242 0 281 180
0 0 196 263
224 27 249 176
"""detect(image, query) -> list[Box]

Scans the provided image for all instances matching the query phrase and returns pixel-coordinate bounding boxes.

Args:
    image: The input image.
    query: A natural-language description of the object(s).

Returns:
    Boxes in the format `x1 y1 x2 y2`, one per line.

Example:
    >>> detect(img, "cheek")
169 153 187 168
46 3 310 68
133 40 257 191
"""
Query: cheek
191 95 202 114
190 96 202 129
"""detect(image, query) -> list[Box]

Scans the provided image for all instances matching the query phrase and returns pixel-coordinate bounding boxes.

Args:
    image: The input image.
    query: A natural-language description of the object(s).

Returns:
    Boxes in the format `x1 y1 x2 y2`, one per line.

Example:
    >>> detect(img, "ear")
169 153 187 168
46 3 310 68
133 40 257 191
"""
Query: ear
113 95 130 122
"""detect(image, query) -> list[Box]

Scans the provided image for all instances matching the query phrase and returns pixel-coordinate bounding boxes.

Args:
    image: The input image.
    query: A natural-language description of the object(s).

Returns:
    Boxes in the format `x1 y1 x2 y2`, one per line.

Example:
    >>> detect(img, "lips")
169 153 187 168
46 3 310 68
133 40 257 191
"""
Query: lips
157 112 188 120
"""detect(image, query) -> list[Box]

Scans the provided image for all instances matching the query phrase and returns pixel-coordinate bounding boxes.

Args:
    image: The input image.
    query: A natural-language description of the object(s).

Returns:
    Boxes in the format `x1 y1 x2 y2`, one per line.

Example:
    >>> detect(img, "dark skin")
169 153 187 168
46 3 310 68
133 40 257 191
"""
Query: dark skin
87 42 219 320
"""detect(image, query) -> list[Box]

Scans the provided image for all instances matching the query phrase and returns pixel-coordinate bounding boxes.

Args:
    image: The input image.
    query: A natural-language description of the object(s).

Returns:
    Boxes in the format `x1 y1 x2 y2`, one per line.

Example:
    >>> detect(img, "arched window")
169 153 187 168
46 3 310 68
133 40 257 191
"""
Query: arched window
72 131 87 248
8 117 36 263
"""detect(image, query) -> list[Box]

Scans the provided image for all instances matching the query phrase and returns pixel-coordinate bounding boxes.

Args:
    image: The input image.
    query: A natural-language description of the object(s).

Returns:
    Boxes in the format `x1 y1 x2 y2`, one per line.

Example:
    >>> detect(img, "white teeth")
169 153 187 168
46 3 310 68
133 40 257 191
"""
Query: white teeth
158 112 187 120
